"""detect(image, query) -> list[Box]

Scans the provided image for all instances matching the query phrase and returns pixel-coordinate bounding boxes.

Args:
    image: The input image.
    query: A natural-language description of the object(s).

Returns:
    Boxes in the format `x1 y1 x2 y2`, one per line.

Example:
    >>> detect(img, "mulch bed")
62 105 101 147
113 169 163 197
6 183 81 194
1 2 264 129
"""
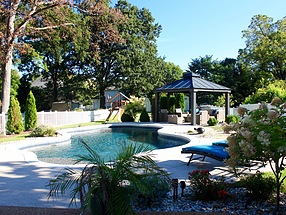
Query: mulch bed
0 206 234 215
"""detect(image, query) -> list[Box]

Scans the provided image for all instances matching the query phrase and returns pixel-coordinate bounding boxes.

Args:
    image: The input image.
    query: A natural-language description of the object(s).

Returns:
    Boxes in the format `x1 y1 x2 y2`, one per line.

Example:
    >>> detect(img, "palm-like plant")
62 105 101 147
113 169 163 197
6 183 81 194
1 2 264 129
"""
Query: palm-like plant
48 142 170 215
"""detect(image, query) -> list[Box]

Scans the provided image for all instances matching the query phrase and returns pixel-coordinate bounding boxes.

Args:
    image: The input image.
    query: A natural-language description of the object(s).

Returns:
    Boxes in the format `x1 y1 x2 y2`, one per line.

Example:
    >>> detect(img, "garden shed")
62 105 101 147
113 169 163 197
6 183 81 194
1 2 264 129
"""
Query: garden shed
153 72 231 125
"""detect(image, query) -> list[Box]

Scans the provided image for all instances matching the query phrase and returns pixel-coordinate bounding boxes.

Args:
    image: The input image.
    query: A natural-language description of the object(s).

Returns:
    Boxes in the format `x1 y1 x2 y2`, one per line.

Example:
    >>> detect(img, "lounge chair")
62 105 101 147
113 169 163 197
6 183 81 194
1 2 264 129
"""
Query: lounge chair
211 140 228 147
181 141 229 166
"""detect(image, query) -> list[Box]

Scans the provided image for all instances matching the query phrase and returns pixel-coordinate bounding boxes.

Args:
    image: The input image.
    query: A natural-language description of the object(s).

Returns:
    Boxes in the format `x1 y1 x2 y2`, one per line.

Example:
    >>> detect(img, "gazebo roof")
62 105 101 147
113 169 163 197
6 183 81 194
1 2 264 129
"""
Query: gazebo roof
154 72 231 93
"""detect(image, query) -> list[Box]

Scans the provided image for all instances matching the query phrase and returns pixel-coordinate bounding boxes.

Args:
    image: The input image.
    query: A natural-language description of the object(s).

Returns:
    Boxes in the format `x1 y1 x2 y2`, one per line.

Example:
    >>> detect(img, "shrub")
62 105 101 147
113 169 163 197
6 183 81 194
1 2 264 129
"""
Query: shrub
30 125 57 137
226 99 286 212
7 96 24 134
175 93 184 111
160 95 168 109
168 95 176 113
121 113 134 122
124 96 145 120
207 117 218 126
244 80 286 104
225 115 240 124
131 176 170 207
239 172 276 201
24 91 38 131
139 109 150 122
188 169 230 201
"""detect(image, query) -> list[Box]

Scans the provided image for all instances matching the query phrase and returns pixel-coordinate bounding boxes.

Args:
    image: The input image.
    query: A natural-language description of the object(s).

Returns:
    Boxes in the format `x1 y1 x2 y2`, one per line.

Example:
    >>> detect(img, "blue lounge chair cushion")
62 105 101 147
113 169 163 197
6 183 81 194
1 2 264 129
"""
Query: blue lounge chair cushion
212 140 228 147
181 145 229 165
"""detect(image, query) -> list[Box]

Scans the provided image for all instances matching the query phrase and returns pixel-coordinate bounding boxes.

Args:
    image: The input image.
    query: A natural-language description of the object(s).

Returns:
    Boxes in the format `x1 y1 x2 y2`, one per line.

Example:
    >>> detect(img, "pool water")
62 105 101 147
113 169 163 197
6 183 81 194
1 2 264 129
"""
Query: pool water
30 126 189 163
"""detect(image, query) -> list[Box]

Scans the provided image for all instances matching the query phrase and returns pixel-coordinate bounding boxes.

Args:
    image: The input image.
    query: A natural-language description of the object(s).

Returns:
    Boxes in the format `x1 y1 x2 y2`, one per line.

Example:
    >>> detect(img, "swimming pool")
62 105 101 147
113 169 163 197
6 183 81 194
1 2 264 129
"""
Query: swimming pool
30 126 189 164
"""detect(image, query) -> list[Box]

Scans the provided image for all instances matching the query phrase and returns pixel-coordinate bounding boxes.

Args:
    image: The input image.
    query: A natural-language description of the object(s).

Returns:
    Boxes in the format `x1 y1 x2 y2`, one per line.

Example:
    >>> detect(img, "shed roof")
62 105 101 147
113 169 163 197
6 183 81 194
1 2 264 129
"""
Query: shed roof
154 72 231 93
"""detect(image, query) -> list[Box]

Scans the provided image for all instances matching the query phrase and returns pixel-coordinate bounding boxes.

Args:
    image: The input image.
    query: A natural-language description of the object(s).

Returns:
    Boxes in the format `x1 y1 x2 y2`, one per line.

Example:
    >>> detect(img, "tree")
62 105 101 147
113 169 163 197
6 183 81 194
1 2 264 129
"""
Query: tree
187 56 255 107
239 15 286 82
244 80 286 104
115 0 168 99
48 142 170 214
0 0 78 113
160 62 183 85
24 91 37 131
0 0 121 113
226 99 286 213
17 8 94 105
7 96 24 134
0 69 20 101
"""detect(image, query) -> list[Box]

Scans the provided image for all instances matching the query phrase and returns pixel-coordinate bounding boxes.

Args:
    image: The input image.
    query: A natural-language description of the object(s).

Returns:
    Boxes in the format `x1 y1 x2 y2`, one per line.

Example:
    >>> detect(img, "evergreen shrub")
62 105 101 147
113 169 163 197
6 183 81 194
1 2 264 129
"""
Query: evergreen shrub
24 91 38 131
139 109 150 122
7 96 24 134
168 95 176 113
175 93 184 111
121 113 134 122
160 96 168 109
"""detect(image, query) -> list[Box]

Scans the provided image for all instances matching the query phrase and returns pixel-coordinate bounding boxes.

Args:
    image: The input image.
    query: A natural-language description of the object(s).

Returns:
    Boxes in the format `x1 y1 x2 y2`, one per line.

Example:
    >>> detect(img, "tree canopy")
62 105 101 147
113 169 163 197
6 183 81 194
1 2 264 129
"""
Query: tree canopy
239 15 286 82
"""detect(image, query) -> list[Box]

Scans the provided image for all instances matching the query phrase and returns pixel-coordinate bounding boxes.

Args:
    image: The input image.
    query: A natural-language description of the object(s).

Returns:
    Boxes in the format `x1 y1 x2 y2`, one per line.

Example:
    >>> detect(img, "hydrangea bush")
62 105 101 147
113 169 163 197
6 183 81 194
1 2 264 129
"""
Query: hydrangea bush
226 98 286 212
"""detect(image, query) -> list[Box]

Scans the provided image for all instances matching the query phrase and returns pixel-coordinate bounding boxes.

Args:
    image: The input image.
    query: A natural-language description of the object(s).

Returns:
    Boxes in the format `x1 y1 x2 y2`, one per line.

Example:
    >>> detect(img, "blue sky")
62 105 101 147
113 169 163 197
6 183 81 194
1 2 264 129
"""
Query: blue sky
122 0 286 71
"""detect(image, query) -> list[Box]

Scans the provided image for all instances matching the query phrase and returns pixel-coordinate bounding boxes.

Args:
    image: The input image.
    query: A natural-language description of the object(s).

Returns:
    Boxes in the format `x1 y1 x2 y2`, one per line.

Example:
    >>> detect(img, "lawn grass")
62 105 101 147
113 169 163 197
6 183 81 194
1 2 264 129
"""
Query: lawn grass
263 170 286 193
0 120 108 143
0 132 31 143
56 120 106 130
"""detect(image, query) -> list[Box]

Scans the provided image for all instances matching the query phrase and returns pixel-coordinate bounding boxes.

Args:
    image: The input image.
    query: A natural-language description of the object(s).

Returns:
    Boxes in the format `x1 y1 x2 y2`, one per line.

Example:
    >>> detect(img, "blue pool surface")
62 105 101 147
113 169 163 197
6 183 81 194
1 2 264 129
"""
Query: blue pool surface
30 126 189 163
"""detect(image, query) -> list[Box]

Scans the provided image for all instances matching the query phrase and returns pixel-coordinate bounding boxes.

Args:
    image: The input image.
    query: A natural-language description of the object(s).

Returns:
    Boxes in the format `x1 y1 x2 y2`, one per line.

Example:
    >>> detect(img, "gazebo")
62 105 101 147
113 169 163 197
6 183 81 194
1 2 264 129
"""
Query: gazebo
153 72 231 125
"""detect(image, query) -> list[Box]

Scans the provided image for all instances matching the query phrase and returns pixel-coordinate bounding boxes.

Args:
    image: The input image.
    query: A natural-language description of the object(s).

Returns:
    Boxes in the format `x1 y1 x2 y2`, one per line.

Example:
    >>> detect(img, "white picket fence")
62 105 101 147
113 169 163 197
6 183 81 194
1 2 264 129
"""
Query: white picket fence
0 109 110 134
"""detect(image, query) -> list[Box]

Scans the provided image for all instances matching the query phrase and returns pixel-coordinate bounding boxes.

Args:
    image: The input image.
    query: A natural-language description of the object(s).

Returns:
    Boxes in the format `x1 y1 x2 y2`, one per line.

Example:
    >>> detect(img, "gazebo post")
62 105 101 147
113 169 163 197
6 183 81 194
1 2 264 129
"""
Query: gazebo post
154 92 160 122
191 91 196 125
225 92 230 118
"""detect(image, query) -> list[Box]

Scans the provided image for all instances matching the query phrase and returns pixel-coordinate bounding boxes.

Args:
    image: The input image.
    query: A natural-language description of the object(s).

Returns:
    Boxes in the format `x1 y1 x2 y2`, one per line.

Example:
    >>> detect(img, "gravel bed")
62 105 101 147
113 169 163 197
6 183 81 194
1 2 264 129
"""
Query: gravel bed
133 186 286 215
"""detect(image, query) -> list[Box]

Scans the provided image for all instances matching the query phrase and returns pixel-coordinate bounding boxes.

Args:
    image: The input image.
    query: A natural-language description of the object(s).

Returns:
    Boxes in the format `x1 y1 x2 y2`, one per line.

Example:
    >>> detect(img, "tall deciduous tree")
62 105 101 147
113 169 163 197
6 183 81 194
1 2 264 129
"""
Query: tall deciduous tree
0 0 119 113
187 55 254 107
0 0 75 113
17 8 92 105
115 0 167 99
239 15 286 82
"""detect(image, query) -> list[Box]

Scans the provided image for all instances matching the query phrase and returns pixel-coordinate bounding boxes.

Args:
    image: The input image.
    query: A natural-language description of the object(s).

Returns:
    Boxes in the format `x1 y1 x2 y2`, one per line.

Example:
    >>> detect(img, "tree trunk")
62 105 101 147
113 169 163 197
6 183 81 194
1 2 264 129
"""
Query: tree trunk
1 54 12 113
99 87 106 109
1 0 19 113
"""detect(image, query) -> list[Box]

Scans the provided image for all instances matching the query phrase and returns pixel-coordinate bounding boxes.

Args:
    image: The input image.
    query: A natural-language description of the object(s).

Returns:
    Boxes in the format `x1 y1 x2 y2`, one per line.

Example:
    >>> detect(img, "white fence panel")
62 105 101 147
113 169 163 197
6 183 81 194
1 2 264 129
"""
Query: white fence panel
37 109 109 127
0 109 109 134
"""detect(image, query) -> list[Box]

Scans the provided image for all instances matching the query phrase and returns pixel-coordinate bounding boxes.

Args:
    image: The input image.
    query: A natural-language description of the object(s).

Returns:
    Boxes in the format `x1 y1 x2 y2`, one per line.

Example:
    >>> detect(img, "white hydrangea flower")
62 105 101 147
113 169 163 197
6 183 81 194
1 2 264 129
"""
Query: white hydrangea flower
267 109 279 120
241 129 253 140
257 131 270 145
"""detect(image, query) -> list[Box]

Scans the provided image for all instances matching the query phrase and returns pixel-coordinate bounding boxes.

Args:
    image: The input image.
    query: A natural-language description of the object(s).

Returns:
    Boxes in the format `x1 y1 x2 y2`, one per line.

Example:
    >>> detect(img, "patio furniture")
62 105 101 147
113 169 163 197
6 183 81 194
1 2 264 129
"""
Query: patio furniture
196 110 209 125
168 114 183 124
181 144 229 165
159 109 168 122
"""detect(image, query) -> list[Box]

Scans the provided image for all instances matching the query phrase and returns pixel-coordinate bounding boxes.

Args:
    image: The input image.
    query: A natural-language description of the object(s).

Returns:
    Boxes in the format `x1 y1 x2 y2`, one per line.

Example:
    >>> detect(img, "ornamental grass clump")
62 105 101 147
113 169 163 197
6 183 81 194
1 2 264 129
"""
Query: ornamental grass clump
226 97 286 213
188 169 230 201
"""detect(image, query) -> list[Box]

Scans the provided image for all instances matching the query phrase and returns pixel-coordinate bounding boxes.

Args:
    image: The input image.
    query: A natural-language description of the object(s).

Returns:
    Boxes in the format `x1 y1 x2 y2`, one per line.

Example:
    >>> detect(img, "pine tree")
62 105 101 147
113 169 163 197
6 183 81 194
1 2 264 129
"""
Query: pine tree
7 96 24 134
24 91 38 131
